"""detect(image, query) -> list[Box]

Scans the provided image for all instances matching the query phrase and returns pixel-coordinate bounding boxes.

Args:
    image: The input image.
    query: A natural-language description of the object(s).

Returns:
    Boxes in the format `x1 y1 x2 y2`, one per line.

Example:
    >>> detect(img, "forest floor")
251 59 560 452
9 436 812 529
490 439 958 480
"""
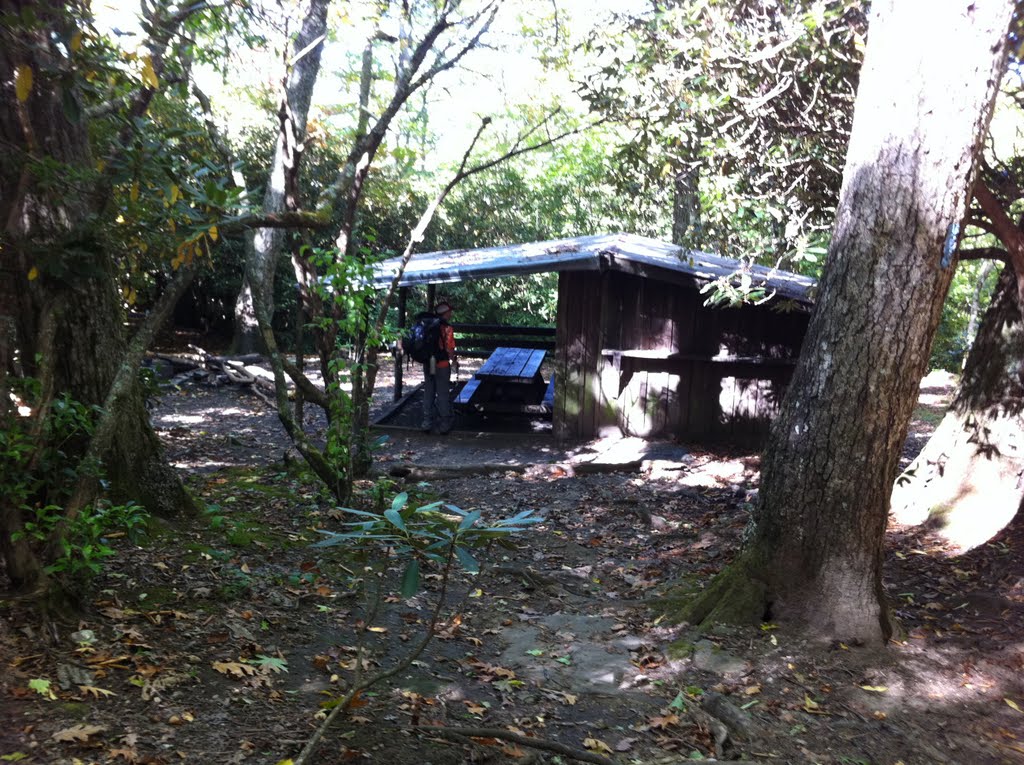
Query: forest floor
4 363 1024 765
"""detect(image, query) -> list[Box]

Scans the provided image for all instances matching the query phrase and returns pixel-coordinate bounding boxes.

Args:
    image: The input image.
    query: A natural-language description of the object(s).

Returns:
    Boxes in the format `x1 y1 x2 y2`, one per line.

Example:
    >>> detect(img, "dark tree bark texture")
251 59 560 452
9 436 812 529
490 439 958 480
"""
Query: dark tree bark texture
1 2 195 592
682 0 1014 644
892 266 1024 549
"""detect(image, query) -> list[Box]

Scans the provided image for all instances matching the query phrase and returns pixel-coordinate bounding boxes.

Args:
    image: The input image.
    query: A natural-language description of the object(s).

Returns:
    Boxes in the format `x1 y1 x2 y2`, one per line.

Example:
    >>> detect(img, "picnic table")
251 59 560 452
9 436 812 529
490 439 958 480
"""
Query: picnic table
455 347 552 413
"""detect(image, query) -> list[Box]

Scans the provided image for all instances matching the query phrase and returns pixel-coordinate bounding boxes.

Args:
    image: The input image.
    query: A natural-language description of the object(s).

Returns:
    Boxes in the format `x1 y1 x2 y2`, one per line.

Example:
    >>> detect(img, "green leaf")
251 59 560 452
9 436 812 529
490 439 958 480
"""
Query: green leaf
337 507 383 519
28 678 56 700
454 545 479 574
458 510 482 532
669 691 687 710
526 649 544 656
556 656 572 666
400 559 420 598
391 492 408 512
250 655 288 673
384 508 407 532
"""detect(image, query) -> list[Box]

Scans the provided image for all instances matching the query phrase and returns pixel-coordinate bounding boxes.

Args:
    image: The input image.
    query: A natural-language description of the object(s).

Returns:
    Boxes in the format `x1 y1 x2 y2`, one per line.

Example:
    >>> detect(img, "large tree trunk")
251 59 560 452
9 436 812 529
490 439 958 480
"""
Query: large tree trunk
891 265 1024 549
1 1 195 593
680 0 1013 645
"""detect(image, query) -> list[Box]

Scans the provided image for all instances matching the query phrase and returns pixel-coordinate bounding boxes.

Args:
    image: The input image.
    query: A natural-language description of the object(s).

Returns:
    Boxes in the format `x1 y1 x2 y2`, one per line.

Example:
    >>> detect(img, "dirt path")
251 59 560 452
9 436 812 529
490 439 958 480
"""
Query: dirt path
4 370 1024 765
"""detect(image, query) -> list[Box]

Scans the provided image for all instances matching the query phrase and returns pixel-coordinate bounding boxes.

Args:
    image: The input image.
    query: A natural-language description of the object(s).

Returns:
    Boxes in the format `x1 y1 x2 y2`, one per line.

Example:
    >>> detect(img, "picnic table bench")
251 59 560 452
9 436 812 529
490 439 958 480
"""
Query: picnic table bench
455 347 550 414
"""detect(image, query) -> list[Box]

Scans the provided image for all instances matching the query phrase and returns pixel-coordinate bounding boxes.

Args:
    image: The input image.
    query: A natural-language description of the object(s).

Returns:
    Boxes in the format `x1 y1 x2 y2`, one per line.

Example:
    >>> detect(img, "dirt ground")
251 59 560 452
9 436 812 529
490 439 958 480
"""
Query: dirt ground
3 364 1024 765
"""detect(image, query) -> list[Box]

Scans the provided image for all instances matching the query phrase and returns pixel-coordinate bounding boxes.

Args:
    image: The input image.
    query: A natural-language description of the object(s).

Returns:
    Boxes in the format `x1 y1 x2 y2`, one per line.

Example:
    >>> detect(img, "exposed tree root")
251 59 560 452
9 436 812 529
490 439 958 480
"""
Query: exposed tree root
671 555 768 628
412 726 616 765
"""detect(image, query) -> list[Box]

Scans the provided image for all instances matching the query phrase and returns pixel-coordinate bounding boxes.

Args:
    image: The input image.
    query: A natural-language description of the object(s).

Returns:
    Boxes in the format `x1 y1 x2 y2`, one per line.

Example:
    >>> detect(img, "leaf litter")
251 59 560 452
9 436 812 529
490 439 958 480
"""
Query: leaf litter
4 371 1024 764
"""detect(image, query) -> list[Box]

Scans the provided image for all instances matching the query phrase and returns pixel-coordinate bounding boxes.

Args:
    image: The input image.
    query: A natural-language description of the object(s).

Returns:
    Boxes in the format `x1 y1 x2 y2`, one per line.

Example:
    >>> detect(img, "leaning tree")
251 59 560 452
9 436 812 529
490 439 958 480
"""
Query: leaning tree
681 0 1015 644
0 0 215 597
890 159 1024 548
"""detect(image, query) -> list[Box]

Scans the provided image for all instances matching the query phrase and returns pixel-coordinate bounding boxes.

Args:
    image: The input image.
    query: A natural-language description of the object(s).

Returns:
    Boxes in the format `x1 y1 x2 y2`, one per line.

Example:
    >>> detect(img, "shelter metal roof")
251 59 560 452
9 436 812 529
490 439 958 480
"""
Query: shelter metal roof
372 233 816 304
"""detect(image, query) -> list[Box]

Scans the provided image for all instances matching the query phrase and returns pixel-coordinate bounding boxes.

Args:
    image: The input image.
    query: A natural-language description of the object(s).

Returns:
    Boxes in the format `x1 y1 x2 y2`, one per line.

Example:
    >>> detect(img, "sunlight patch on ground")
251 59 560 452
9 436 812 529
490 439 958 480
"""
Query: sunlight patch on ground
156 406 252 426
679 458 751 488
159 413 207 425
169 458 240 470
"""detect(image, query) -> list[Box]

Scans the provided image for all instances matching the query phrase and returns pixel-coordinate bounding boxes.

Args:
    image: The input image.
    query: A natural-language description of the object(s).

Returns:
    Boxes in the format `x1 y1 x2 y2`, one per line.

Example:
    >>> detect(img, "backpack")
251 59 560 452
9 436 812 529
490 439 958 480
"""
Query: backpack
402 312 444 363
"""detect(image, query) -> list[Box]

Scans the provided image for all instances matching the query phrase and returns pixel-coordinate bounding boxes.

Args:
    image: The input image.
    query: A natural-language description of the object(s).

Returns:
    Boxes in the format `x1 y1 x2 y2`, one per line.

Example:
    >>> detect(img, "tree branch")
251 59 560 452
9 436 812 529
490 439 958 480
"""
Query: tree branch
959 246 1008 263
411 727 616 765
220 210 332 232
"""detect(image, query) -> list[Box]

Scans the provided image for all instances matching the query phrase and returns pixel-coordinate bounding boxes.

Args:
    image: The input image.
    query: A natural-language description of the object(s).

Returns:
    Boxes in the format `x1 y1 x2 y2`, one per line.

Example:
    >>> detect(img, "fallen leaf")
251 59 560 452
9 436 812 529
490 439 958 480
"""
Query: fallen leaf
615 737 638 752
859 685 888 693
744 684 762 695
1006 698 1023 713
28 678 57 700
212 661 258 678
52 724 106 742
648 713 679 730
584 737 613 755
79 685 116 698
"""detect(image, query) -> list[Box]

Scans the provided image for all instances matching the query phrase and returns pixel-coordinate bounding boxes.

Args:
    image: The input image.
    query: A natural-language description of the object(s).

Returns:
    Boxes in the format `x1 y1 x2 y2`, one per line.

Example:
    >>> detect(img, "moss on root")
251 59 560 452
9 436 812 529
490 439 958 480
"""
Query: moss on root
658 555 769 629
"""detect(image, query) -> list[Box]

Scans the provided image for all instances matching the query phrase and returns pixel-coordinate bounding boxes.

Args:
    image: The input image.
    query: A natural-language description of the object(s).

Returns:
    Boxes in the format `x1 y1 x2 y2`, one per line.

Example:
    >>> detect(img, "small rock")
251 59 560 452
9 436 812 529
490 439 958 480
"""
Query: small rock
691 640 751 677
70 629 96 645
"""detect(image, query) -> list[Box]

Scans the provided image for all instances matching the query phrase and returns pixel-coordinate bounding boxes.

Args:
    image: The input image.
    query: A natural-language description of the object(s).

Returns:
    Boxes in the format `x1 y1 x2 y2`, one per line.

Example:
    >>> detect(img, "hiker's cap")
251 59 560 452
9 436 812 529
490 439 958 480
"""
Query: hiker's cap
434 301 453 315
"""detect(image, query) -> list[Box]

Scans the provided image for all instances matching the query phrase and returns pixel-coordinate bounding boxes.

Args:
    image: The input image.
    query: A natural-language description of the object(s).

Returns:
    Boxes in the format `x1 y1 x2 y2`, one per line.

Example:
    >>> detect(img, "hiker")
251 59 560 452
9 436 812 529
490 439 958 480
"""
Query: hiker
421 301 458 434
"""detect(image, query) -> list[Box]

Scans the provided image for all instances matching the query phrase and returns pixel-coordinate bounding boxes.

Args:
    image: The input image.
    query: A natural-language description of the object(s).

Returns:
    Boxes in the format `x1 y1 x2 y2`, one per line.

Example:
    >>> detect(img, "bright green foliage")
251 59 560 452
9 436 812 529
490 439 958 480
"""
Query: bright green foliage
312 491 544 597
2 385 100 516
2 384 149 584
581 0 864 267
14 500 147 579
931 260 1002 371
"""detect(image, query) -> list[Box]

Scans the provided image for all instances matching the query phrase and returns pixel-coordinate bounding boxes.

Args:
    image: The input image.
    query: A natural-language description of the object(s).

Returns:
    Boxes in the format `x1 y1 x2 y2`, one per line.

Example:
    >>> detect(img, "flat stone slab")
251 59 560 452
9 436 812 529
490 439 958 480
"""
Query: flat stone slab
691 639 751 677
496 613 645 694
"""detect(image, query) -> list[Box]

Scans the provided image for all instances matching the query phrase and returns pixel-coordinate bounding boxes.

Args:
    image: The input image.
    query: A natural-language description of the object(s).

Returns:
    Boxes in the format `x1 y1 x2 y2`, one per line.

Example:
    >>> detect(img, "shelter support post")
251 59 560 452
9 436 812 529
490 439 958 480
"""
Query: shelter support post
395 286 407 401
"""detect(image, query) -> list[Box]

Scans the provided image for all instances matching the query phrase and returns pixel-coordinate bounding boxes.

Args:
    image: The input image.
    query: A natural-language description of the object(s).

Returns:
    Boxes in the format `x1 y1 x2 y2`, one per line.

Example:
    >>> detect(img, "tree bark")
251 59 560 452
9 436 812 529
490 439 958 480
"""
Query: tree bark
233 0 331 354
681 0 1013 644
1 2 195 593
891 265 1024 549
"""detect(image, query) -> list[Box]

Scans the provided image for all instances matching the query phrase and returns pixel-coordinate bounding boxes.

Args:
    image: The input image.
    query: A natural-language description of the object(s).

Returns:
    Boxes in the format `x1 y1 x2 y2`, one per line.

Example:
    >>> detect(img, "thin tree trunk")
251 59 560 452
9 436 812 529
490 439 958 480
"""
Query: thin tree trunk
671 150 700 247
892 265 1024 549
234 0 331 354
680 0 1013 645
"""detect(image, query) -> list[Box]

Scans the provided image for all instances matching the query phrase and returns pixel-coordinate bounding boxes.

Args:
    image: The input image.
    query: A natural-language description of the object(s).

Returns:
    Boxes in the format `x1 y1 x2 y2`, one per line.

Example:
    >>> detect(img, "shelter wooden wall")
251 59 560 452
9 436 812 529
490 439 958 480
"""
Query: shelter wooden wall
554 271 809 443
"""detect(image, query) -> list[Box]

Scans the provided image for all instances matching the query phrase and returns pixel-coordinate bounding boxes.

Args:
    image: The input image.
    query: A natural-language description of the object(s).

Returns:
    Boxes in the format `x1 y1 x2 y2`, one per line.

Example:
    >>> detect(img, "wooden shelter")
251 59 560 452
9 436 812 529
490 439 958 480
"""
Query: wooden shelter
373 233 815 443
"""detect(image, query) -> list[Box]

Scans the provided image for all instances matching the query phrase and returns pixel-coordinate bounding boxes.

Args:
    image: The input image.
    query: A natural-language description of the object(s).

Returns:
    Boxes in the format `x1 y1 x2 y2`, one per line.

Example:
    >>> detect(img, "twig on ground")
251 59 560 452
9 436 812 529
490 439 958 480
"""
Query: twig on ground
412 726 618 765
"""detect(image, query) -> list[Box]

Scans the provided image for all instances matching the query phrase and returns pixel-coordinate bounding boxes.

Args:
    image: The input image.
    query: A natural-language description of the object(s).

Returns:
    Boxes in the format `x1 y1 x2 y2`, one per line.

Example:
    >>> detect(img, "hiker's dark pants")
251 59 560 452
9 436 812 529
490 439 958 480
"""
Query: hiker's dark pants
422 363 452 432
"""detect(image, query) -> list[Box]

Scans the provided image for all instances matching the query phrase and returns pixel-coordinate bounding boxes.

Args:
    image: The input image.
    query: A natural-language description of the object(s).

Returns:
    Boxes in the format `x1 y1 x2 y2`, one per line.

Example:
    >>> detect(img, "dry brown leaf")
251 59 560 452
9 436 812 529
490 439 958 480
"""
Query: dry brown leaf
79 685 116 698
648 713 680 730
212 661 258 678
584 737 613 755
52 723 106 742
